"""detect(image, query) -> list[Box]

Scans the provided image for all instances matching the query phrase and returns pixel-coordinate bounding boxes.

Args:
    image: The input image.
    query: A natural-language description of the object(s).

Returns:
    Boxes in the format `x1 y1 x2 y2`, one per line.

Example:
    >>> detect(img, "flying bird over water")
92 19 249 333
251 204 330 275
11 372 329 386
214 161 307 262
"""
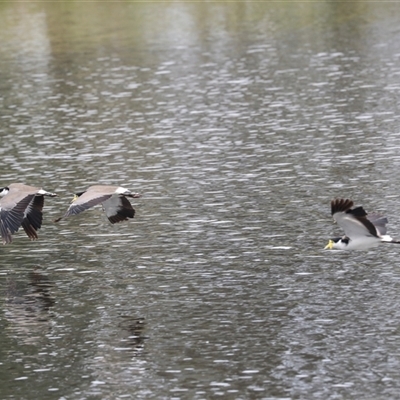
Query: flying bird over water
0 183 57 244
325 198 400 250
55 185 141 224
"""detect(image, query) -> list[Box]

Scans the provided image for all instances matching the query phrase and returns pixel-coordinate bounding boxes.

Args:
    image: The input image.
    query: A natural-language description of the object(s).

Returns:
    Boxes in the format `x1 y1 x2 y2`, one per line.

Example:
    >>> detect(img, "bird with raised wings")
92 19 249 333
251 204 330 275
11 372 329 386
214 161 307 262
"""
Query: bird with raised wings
0 183 57 244
55 185 141 224
325 198 400 250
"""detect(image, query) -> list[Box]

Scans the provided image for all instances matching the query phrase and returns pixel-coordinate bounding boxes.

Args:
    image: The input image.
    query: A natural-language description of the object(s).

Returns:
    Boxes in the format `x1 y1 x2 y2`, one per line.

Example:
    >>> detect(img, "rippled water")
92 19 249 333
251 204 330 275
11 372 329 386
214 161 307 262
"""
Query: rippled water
2 2 400 399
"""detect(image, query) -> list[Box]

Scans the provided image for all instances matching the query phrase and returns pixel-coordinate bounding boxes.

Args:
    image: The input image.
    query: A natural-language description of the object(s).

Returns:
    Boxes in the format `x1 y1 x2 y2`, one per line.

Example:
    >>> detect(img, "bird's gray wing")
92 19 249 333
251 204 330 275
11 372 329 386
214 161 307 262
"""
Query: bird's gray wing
334 207 378 239
59 193 113 220
103 196 135 224
367 213 388 236
0 194 36 244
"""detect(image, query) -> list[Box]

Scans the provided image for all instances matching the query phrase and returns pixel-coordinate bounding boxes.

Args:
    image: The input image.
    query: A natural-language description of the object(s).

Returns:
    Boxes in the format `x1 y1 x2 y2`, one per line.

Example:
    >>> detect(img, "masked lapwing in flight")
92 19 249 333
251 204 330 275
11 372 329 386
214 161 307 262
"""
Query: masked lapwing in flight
0 183 57 245
55 185 141 224
325 198 400 250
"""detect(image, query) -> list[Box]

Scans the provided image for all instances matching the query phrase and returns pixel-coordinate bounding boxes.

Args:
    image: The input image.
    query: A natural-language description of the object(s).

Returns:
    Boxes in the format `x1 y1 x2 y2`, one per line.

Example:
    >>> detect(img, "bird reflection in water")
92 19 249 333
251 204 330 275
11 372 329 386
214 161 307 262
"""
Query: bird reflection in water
4 267 55 344
118 316 146 356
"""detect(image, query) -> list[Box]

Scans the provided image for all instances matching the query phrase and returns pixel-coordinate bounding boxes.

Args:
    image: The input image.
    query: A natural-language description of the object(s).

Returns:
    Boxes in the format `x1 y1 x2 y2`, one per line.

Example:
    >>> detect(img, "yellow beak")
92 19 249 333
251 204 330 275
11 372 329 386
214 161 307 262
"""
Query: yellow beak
324 240 334 250
71 194 79 203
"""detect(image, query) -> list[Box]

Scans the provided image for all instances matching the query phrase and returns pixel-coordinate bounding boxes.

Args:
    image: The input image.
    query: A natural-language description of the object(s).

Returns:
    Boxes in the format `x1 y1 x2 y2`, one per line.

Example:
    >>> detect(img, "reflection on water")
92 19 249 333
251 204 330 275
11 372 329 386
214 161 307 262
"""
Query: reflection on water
4 268 54 345
1 1 400 399
118 316 146 356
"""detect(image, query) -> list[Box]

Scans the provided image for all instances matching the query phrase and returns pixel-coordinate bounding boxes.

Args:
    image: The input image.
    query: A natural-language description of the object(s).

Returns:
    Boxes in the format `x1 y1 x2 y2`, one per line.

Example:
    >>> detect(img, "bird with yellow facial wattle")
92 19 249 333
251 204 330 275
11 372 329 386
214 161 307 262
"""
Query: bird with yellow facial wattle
325 198 400 250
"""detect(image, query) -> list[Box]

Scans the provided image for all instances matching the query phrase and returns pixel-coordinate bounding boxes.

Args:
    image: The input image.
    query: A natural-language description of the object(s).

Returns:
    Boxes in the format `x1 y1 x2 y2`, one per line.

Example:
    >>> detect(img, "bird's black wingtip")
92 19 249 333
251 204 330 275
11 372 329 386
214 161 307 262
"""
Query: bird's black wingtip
348 206 368 218
331 198 354 215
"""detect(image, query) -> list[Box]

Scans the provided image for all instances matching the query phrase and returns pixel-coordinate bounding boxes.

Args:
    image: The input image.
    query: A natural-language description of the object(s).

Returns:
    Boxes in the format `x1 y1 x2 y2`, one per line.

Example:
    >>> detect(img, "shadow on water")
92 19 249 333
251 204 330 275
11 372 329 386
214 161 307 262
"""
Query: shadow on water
3 267 55 345
0 259 149 398
118 316 147 357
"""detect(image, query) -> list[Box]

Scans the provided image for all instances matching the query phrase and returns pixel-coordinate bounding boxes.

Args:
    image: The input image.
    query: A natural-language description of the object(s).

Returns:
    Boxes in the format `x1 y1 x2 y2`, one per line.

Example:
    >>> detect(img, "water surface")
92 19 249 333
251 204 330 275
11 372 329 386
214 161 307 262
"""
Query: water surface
1 2 400 399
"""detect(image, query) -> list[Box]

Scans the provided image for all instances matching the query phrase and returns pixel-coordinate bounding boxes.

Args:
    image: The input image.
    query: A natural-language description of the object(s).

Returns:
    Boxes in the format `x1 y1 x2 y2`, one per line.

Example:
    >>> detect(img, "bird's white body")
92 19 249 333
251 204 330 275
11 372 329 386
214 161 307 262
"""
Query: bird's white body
115 186 130 195
329 236 381 250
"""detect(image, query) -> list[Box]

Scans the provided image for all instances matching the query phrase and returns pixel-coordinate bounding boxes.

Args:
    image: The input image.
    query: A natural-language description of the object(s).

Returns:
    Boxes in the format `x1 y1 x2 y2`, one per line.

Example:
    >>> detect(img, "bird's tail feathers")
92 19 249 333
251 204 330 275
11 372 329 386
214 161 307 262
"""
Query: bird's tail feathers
381 235 400 244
